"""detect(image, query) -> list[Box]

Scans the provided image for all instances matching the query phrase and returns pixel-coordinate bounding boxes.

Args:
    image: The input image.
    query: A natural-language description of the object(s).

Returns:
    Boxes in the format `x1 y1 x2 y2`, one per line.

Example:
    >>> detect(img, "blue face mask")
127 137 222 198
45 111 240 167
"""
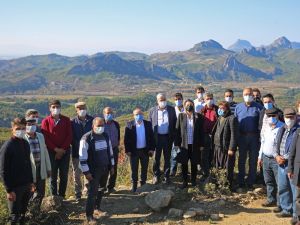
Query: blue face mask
268 116 278 125
264 103 273 110
105 114 113 121
218 108 225 116
135 114 143 122
175 100 183 107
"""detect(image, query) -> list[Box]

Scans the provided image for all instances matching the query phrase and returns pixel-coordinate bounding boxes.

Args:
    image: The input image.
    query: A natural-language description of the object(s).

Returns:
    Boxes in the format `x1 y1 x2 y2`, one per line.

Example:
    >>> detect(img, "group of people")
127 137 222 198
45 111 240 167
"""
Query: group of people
1 86 300 225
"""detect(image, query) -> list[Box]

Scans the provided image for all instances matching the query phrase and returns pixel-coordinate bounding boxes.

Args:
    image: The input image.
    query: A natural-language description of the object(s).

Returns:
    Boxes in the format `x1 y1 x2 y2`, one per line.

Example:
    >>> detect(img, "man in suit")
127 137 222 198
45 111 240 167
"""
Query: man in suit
174 99 204 189
124 108 155 192
149 93 177 184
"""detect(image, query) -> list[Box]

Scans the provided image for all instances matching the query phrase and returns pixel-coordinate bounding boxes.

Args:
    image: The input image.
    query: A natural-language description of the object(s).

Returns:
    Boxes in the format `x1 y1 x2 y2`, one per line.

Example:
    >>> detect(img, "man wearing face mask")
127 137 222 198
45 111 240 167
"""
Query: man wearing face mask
275 108 299 223
79 117 115 223
124 108 155 192
24 117 51 213
0 118 34 224
200 92 218 181
25 109 41 132
149 93 177 185
175 99 204 189
258 108 284 208
212 101 238 189
194 86 206 113
71 102 94 200
253 88 264 106
171 93 184 176
235 87 263 189
41 100 72 198
103 107 120 193
224 89 237 114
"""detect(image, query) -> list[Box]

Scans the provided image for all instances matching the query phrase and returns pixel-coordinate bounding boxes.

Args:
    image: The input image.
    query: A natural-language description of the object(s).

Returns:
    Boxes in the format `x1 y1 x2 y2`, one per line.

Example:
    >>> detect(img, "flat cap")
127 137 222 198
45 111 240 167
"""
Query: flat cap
74 101 86 108
266 108 279 116
283 108 296 116
25 117 36 123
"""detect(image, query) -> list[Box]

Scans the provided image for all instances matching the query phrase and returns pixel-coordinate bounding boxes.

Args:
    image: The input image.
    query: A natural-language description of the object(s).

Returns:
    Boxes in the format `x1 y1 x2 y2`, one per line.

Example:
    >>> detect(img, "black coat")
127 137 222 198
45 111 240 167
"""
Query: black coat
174 112 204 164
124 120 155 156
288 128 300 185
148 105 177 144
211 113 239 152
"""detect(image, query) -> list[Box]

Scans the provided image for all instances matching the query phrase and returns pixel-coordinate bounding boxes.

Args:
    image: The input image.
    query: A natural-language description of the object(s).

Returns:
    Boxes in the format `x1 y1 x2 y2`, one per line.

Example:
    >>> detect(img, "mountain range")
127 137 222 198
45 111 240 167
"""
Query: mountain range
0 36 300 93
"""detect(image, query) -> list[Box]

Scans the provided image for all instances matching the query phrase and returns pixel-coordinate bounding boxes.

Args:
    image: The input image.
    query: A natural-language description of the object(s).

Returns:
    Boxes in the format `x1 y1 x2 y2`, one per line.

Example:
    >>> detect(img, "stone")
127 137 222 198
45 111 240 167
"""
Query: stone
145 190 175 211
183 210 197 219
253 187 264 195
40 196 63 212
132 208 139 213
219 213 225 218
189 207 205 216
210 214 220 221
168 208 183 218
217 199 226 206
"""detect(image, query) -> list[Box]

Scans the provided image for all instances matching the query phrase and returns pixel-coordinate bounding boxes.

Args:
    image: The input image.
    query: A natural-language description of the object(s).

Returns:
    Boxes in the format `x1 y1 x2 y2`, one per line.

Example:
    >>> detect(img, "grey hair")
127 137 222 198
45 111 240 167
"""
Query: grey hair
156 93 166 100
92 117 104 125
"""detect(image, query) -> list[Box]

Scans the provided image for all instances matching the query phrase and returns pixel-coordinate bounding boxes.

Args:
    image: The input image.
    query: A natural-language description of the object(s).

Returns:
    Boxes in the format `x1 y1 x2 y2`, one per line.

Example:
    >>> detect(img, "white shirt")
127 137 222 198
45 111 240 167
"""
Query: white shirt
187 115 194 145
157 108 169 134
175 106 184 118
260 113 269 139
136 121 146 149
259 121 284 159
194 99 206 113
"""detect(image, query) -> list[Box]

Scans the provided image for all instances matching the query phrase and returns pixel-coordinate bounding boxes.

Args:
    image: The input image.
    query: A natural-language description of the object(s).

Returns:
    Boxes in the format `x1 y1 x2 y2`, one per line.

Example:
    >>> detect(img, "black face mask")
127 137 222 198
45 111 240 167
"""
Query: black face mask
185 105 194 112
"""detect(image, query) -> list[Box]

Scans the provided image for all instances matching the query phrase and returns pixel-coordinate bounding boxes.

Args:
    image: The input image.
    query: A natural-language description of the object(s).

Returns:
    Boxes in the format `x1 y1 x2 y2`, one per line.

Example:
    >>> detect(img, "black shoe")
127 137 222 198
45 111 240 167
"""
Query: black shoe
191 181 196 187
131 184 137 193
140 181 146 186
290 217 298 225
180 182 188 189
153 176 159 185
170 171 176 177
276 212 292 218
273 207 282 213
199 175 208 182
163 178 171 184
261 201 277 207
108 188 116 193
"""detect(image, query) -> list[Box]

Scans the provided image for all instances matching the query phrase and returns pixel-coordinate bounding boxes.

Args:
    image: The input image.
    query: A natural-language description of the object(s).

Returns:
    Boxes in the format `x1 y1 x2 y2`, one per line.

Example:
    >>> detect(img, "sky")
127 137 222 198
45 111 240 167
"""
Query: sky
0 0 299 57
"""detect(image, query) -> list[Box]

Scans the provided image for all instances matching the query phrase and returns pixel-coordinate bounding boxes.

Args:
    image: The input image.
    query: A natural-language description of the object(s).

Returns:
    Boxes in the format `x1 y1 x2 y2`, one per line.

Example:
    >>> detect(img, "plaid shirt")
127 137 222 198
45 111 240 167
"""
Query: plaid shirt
27 135 41 164
279 129 290 159
187 116 194 145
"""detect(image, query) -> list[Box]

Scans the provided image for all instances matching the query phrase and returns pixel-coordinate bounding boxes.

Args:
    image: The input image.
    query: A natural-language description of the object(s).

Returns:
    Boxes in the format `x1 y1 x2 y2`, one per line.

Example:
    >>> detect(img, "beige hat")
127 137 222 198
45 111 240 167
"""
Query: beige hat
74 101 86 108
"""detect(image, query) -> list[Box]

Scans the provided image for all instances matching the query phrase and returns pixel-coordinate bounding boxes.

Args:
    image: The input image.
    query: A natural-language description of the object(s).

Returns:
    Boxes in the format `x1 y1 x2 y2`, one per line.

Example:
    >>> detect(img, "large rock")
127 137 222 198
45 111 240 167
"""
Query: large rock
41 196 63 212
168 208 183 218
145 190 175 211
183 210 197 219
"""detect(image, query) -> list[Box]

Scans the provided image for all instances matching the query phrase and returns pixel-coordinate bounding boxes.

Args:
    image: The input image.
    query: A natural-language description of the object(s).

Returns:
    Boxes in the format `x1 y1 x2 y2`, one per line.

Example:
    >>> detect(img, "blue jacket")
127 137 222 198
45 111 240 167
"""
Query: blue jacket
71 115 94 158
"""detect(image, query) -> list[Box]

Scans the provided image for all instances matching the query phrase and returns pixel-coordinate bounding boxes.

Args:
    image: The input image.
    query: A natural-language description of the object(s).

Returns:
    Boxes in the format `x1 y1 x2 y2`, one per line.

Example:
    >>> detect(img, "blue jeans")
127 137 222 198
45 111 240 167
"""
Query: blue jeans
238 134 260 186
170 145 178 175
262 155 279 205
278 163 296 216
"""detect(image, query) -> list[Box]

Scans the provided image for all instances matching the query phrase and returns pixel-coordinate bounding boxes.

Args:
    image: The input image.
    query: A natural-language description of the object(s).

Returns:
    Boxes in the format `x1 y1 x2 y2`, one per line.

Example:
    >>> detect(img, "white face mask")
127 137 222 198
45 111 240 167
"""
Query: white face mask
158 101 167 109
34 118 39 124
197 93 204 99
94 126 105 135
243 95 253 103
78 109 87 117
26 125 36 133
15 130 25 139
225 97 233 103
51 108 61 116
285 118 295 129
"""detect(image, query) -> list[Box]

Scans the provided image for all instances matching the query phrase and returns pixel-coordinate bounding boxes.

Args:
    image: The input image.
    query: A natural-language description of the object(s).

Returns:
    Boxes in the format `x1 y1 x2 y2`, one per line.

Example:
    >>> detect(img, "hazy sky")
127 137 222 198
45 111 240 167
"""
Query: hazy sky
0 0 299 57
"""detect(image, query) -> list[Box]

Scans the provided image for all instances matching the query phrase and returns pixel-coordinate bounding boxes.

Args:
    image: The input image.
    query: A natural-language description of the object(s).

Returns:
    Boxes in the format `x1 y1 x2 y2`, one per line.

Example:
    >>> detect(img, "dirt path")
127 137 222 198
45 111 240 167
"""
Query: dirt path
59 184 291 225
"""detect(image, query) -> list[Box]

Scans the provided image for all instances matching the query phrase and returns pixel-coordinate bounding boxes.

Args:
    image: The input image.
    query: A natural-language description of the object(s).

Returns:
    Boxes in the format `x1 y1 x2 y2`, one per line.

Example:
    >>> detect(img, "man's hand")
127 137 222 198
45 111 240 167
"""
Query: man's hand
54 148 65 160
275 155 285 165
288 172 294 179
7 192 16 202
258 159 263 167
30 183 36 193
85 173 93 181
148 151 154 157
126 152 131 157
110 167 115 175
228 150 234 156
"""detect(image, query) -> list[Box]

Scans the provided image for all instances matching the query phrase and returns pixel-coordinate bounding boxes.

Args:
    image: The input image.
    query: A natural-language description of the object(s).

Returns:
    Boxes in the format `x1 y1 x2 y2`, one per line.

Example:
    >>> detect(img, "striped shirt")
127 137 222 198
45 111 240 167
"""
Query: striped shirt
187 116 194 145
279 129 290 159
27 135 41 164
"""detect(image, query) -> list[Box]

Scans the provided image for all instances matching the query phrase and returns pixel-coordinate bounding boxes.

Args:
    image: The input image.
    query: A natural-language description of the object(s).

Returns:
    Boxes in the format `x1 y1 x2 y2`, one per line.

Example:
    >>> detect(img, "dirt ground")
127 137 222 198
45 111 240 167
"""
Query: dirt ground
55 183 291 225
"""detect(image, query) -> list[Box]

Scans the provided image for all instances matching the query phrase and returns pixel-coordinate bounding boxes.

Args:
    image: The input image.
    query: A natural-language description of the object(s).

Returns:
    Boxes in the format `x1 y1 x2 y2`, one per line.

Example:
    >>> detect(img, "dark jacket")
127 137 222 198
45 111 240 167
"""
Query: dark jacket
174 112 205 164
288 128 300 185
104 120 121 146
0 137 33 193
258 107 284 131
211 112 239 152
276 124 299 159
148 105 177 145
124 120 155 156
71 115 94 158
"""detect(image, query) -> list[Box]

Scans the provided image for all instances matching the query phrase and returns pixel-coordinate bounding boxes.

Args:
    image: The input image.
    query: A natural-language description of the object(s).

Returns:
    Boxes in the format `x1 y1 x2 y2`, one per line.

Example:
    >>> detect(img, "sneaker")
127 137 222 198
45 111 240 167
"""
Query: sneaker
261 201 277 207
153 176 159 185
272 207 282 213
276 211 292 218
